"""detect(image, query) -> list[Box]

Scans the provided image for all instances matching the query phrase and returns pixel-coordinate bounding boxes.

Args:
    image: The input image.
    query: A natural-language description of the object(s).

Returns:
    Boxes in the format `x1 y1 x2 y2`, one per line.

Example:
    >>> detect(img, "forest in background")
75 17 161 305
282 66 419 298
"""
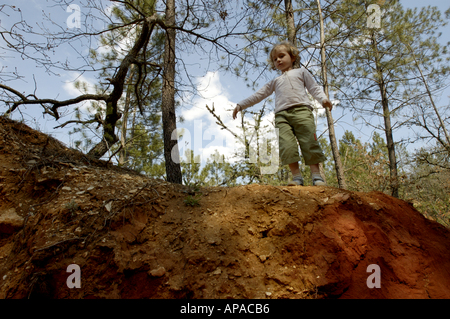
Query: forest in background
1 0 449 226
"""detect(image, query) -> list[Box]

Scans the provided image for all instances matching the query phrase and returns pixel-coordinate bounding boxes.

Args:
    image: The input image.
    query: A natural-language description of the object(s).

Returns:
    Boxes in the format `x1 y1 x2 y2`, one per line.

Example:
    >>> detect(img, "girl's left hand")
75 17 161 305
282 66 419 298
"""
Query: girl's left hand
322 99 333 111
232 105 241 120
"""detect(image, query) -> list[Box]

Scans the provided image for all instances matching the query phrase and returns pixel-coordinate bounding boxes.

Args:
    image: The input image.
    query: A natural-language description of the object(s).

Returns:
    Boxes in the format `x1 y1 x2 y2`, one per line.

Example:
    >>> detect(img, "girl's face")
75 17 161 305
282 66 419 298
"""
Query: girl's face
272 46 295 72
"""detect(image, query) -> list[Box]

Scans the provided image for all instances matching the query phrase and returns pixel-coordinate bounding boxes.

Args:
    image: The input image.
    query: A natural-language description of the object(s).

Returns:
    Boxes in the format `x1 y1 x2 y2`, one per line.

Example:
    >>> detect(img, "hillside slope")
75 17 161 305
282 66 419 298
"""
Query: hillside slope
1 116 450 299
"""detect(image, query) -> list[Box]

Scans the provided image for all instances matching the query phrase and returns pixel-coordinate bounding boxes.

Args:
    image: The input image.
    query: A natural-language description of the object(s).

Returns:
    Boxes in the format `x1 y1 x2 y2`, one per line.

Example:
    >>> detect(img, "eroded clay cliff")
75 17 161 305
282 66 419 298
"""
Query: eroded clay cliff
1 116 450 299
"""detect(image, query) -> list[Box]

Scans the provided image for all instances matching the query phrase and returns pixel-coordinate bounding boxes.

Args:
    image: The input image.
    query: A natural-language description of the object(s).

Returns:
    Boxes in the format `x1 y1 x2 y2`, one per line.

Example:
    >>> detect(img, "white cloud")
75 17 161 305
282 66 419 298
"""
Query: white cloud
63 73 97 96
178 71 280 167
62 73 101 113
181 72 231 122
178 71 243 164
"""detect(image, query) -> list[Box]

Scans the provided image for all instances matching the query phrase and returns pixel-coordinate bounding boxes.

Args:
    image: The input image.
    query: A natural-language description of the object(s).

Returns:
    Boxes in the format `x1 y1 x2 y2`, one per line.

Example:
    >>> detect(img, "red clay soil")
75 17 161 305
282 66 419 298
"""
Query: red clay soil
1 115 450 299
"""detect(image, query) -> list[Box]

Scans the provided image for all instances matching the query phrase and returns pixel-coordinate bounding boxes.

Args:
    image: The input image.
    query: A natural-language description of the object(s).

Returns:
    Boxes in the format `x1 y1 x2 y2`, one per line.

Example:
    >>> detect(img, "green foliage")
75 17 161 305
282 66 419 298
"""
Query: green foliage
64 199 80 218
337 131 389 192
181 149 203 186
199 151 239 187
403 144 450 227
183 194 202 207
123 122 165 176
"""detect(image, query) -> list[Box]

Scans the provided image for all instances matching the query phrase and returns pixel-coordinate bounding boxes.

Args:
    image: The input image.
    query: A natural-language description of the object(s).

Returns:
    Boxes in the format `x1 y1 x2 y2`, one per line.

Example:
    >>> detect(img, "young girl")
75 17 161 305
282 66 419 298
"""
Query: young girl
232 42 332 186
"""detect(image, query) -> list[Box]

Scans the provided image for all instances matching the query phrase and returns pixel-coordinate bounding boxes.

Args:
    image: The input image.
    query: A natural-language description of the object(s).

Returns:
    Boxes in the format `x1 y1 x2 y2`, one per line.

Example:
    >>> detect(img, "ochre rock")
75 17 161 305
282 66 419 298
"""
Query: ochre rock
1 116 450 299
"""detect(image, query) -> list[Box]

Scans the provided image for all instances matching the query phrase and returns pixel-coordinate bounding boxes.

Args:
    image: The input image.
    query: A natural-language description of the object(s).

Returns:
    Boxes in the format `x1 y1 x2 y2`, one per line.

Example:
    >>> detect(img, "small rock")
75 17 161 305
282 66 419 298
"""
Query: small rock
305 223 314 232
149 267 166 277
0 208 24 234
265 292 272 297
212 268 222 275
331 193 350 202
105 202 112 212
369 203 382 211
62 186 72 191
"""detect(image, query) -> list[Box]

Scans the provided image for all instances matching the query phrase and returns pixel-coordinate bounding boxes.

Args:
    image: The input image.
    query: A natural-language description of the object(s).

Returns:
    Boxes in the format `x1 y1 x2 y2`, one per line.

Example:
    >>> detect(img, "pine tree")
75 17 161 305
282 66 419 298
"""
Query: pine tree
404 145 450 227
337 130 391 193
67 1 165 172
328 0 450 198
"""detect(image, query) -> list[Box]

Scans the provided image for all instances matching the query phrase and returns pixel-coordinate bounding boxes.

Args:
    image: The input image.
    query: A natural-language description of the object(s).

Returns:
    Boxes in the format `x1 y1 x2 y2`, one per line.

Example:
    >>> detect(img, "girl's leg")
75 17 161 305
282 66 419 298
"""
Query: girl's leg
292 162 322 177
289 162 301 176
310 163 320 174
288 162 303 186
310 163 326 186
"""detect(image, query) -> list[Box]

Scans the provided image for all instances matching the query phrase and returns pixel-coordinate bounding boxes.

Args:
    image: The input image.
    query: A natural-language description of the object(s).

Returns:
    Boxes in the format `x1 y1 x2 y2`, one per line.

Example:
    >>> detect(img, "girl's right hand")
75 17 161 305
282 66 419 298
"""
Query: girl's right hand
232 105 241 120
322 99 333 111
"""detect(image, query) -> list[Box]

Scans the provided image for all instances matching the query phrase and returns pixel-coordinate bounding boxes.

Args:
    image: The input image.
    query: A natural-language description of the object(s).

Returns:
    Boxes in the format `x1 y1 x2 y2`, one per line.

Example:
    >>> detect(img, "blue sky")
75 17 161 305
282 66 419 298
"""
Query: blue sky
1 0 449 170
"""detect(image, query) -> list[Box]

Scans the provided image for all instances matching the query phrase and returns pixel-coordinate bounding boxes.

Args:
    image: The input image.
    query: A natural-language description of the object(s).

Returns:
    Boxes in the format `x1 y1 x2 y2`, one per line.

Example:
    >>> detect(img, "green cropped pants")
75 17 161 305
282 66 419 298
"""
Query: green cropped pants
275 106 327 166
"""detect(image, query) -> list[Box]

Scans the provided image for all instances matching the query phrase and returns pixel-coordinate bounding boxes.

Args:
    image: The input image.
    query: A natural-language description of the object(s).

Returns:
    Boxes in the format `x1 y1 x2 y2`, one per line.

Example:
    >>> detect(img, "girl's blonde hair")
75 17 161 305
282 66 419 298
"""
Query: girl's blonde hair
268 41 300 71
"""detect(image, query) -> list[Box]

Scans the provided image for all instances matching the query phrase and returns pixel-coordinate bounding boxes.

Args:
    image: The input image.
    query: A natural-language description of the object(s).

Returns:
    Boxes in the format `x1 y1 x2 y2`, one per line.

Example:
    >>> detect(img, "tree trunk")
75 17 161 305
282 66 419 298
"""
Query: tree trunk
87 100 120 159
371 32 399 198
161 0 182 184
381 92 399 198
316 0 347 189
285 0 300 69
87 20 152 160
285 0 296 46
87 137 113 159
119 64 136 165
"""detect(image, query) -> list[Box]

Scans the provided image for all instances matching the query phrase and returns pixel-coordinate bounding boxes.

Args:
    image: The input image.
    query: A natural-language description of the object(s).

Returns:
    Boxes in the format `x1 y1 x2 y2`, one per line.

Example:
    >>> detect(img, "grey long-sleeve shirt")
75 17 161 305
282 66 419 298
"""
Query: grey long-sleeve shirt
237 67 328 113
